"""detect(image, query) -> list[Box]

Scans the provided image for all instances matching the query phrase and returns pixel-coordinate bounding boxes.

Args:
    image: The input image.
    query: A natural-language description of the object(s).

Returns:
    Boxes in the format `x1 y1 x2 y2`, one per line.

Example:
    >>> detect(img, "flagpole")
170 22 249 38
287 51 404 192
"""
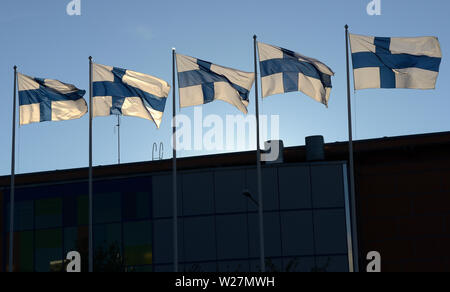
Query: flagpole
9 65 17 273
117 115 121 164
345 24 360 272
88 56 94 273
172 48 179 273
253 35 266 272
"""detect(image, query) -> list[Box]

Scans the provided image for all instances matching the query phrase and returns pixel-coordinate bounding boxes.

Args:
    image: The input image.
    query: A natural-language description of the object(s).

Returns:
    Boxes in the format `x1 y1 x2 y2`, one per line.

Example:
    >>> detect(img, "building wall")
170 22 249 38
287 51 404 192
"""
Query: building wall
0 189 3 272
356 145 450 272
151 163 351 272
2 162 352 272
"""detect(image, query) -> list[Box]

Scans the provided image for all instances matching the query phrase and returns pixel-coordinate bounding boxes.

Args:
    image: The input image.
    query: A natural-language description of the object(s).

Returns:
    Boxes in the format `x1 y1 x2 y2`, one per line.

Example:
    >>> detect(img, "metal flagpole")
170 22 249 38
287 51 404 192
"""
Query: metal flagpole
172 48 179 272
253 35 266 272
117 115 121 164
9 66 17 273
88 56 94 272
345 25 360 272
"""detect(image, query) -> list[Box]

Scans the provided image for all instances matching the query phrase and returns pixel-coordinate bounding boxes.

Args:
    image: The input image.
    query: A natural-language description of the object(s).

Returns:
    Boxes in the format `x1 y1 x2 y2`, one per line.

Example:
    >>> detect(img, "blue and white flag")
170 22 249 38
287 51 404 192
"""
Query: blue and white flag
258 42 334 107
350 34 442 90
176 54 255 114
93 63 170 128
17 73 87 126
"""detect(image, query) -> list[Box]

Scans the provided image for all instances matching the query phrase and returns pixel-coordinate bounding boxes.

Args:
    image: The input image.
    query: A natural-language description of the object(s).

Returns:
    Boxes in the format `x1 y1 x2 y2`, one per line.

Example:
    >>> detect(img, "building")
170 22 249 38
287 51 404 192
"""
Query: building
1 131 450 272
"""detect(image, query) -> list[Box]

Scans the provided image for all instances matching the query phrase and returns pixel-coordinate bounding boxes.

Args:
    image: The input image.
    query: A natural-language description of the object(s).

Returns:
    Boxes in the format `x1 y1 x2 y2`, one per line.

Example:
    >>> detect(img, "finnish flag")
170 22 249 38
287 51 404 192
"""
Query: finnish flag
350 34 442 90
176 54 255 114
92 63 170 128
17 73 87 126
258 42 334 107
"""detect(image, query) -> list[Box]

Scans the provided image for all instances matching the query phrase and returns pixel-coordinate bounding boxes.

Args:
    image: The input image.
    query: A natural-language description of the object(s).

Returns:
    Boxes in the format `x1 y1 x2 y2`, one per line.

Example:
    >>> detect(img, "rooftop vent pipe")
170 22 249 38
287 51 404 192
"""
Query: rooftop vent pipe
306 136 325 161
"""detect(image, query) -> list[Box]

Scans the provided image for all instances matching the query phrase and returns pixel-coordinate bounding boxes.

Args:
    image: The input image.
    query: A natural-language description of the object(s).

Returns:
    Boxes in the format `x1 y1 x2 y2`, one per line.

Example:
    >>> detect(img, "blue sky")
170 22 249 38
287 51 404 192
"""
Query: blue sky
0 0 449 176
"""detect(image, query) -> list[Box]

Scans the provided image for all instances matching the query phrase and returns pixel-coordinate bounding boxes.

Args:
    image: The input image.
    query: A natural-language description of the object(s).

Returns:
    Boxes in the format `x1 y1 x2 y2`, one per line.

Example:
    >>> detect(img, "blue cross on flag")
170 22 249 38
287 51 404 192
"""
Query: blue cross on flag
258 42 334 107
92 63 171 128
176 54 255 114
350 34 442 90
17 73 87 126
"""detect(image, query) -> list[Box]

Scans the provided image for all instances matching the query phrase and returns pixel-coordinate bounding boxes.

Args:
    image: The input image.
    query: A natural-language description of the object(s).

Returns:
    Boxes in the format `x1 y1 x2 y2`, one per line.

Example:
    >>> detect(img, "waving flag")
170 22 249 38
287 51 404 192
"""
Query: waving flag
176 54 255 114
350 34 442 90
258 42 334 107
92 63 170 128
17 73 87 126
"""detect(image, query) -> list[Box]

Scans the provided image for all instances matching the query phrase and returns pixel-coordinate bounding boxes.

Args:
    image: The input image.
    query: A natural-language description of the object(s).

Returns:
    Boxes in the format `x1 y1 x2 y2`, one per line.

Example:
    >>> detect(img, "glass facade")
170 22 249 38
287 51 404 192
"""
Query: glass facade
1 162 351 272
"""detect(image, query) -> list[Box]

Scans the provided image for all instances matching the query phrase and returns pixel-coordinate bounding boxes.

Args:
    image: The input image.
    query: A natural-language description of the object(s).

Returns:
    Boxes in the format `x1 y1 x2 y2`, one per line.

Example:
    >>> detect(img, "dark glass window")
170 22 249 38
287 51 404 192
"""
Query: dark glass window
278 166 312 210
183 216 216 262
183 172 215 216
35 198 62 229
248 213 282 258
7 231 34 272
123 220 152 266
280 211 314 257
123 192 150 221
153 219 184 265
93 223 122 252
35 229 63 272
153 175 182 219
6 201 34 232
216 214 248 260
218 260 250 272
77 195 88 226
64 226 88 256
63 196 77 227
214 170 247 213
246 168 280 212
313 209 348 255
311 165 345 208
94 193 121 224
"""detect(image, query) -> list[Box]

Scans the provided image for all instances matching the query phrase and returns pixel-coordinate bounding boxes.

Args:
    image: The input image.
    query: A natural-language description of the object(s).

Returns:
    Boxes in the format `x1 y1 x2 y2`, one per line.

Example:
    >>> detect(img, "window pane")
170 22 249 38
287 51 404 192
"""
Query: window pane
251 258 282 272
184 216 216 262
18 231 34 272
216 214 248 260
215 170 247 213
6 201 34 232
77 195 88 226
94 193 121 224
93 223 122 251
153 219 184 265
316 255 349 272
35 198 62 229
281 211 314 256
63 195 77 227
248 213 282 258
123 192 150 221
183 172 215 216
7 231 34 272
218 260 250 272
282 257 316 272
130 265 153 272
278 166 312 210
246 168 280 212
311 165 345 208
313 209 348 255
183 262 217 273
64 227 88 256
152 175 182 219
93 223 123 272
35 229 63 272
123 221 152 266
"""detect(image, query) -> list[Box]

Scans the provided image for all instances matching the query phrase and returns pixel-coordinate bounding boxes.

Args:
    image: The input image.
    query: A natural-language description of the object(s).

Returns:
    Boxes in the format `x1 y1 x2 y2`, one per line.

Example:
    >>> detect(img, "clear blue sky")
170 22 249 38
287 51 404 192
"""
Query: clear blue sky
1 0 449 176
